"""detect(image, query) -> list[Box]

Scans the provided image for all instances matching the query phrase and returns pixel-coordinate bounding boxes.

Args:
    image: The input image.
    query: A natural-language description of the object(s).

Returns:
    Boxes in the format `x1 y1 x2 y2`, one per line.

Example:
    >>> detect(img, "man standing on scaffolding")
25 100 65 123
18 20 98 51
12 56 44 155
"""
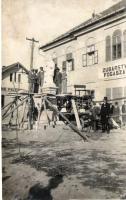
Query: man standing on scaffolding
38 67 44 92
28 69 35 93
53 67 62 94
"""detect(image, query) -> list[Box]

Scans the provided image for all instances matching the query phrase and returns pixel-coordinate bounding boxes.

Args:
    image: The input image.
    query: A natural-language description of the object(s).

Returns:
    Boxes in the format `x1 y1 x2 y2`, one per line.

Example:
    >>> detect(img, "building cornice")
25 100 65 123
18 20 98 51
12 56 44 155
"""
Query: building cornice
40 6 126 52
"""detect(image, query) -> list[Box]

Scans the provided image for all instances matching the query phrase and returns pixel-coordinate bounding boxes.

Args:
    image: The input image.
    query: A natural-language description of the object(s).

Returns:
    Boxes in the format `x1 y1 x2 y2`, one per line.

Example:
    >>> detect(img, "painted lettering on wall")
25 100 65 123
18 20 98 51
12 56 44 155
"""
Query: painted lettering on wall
103 64 126 78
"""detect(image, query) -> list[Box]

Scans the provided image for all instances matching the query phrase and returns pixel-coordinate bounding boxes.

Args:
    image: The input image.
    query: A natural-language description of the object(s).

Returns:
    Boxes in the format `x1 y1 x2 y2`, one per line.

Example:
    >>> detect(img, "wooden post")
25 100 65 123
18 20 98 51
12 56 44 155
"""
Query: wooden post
2 96 28 120
72 99 82 130
44 97 89 141
28 95 33 130
26 37 39 70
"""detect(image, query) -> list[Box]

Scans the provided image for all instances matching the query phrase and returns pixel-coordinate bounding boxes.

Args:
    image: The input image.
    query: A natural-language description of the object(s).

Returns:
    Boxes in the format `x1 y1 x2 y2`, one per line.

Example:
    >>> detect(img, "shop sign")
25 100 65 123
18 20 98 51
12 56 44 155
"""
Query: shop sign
103 64 126 78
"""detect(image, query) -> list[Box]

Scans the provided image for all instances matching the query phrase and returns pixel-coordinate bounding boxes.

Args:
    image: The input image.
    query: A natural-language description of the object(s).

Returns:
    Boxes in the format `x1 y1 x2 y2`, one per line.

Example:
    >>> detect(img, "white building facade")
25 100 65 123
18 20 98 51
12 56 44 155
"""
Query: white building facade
2 62 29 106
40 0 126 101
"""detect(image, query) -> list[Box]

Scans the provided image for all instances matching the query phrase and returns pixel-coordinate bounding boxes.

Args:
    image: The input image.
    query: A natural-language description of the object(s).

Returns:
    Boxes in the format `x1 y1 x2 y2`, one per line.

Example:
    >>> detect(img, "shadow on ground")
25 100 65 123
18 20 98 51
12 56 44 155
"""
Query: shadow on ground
24 175 63 200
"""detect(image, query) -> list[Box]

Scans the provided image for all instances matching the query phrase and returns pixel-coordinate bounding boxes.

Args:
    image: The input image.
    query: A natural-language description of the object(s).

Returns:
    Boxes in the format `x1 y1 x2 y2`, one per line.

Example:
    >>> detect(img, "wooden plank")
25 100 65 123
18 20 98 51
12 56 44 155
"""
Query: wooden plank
71 99 82 130
2 96 28 120
45 97 89 142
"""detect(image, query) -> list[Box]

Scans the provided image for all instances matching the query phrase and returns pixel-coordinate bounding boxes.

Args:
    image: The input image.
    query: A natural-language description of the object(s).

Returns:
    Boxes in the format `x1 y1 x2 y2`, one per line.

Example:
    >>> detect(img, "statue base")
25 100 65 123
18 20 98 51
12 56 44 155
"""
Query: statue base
41 86 57 95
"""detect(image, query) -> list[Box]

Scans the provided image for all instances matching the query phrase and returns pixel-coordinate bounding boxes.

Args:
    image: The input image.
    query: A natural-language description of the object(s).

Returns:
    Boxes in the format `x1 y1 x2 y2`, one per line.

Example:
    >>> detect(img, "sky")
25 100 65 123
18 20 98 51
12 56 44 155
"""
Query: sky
2 0 121 69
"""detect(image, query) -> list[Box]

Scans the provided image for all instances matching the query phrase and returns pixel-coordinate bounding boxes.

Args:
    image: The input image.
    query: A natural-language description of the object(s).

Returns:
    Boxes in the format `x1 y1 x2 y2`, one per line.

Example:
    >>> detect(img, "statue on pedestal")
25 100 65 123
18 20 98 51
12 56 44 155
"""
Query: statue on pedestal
42 59 57 94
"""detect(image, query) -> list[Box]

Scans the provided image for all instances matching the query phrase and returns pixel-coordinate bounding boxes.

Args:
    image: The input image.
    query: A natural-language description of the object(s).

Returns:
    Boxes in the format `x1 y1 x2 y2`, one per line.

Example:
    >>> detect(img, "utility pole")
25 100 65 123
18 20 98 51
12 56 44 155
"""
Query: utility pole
26 37 39 70
26 37 39 130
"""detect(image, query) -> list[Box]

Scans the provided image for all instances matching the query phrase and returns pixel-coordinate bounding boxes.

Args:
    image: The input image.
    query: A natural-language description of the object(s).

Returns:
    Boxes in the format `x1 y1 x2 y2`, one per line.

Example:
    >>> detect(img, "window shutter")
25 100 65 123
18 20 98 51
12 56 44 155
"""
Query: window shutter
72 59 74 71
18 74 21 83
106 36 111 62
112 87 123 99
62 61 66 71
10 73 13 82
106 88 111 100
123 30 126 57
82 54 87 67
94 50 98 64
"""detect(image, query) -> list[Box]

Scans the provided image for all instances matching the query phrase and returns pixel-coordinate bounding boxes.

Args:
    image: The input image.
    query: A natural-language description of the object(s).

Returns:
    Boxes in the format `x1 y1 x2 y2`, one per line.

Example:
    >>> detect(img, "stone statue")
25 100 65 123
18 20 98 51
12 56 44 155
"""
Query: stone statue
42 59 57 94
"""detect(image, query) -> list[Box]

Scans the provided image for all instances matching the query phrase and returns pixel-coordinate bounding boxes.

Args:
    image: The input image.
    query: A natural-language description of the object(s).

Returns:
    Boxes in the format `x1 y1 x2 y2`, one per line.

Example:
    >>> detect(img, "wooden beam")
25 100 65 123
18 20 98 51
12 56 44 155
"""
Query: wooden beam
44 97 89 142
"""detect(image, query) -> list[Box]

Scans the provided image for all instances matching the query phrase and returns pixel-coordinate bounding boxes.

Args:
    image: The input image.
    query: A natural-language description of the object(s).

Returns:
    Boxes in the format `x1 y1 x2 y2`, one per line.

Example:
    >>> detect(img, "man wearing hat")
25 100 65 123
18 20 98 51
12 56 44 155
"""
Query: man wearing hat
53 67 62 94
100 96 110 133
38 67 44 92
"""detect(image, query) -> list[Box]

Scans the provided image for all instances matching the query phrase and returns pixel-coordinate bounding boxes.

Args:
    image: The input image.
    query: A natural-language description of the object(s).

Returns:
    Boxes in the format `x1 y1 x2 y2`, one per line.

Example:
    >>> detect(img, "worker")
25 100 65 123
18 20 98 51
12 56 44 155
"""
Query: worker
38 67 44 92
100 96 110 133
53 68 62 94
34 69 39 93
28 69 35 93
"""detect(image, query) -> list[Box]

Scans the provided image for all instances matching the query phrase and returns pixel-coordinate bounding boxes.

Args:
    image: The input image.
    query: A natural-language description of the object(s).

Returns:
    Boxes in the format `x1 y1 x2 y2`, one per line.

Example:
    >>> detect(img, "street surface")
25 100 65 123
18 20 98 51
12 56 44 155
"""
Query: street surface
2 124 126 200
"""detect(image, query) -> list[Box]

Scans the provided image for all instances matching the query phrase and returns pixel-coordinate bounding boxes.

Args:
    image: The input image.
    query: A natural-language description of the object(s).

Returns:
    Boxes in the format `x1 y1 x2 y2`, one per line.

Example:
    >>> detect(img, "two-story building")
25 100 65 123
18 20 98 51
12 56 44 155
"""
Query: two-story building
40 0 126 101
2 62 29 107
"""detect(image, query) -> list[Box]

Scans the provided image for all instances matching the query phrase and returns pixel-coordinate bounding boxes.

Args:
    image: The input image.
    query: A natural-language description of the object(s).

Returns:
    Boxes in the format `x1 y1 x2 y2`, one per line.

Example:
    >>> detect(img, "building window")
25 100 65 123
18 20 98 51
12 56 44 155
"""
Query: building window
82 48 98 67
123 30 126 57
106 88 111 100
2 95 5 107
66 53 74 71
67 59 74 71
83 37 98 67
62 61 66 71
18 74 21 83
82 54 87 67
112 29 122 60
106 36 111 61
10 73 13 82
112 87 123 99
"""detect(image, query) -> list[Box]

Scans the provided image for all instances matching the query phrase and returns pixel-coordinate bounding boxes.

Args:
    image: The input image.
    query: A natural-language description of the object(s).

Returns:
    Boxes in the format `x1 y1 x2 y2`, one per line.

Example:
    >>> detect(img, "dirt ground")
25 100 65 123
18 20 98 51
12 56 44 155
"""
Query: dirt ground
2 123 126 200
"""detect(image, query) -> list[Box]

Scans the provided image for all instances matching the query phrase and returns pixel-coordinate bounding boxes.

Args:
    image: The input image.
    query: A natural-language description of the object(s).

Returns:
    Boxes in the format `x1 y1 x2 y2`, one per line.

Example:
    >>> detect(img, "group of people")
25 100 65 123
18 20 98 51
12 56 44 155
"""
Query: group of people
28 67 44 93
86 97 126 133
28 66 63 94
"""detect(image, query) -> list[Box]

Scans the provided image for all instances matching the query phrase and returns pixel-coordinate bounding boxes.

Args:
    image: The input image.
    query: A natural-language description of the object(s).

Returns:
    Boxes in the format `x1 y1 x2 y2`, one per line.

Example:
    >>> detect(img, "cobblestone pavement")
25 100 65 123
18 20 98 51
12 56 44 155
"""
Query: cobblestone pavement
2 125 126 200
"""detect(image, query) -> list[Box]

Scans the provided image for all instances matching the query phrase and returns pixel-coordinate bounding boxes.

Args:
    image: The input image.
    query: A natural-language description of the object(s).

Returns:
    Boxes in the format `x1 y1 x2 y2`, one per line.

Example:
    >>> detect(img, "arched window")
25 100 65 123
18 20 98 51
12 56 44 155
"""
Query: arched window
112 29 122 60
123 30 126 57
106 36 111 61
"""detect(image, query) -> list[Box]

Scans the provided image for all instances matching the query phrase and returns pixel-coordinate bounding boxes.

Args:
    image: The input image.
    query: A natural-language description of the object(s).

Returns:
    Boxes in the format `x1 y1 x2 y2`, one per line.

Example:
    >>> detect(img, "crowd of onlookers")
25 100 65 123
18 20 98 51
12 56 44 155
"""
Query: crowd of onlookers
80 97 126 133
28 94 126 133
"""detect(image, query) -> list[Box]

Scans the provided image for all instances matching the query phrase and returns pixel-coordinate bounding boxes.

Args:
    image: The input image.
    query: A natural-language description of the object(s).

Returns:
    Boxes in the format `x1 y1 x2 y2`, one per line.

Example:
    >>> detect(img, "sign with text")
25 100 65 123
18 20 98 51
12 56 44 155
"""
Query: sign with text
103 64 126 79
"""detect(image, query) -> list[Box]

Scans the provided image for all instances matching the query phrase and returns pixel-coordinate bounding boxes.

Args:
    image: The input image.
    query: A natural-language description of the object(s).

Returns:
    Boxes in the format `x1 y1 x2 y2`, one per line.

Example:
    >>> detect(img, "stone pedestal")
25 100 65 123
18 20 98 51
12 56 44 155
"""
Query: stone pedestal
42 86 57 95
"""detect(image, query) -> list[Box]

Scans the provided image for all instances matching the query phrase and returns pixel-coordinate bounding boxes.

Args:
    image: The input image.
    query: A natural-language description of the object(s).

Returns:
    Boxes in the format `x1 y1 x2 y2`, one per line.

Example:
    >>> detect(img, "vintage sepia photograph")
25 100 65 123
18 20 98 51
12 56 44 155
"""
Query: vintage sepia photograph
2 0 126 199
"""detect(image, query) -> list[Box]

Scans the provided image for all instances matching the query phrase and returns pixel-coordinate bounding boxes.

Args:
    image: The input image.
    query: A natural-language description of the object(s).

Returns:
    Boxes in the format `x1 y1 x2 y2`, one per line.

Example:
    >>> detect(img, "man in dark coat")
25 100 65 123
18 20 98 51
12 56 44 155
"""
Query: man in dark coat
100 96 110 133
53 68 62 94
28 69 35 93
38 67 44 87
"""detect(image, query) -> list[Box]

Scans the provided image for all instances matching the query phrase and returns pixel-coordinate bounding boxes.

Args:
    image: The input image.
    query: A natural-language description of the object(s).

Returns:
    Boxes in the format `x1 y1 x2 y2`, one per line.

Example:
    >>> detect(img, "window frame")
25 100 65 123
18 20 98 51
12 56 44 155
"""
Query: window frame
112 30 122 60
82 50 98 67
